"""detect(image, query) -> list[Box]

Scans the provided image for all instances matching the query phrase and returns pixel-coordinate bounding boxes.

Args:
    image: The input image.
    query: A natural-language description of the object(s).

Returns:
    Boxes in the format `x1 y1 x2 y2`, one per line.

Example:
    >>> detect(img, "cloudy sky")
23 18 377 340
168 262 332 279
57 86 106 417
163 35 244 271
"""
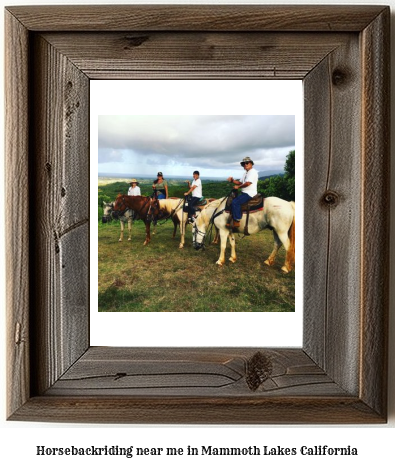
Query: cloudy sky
98 115 295 178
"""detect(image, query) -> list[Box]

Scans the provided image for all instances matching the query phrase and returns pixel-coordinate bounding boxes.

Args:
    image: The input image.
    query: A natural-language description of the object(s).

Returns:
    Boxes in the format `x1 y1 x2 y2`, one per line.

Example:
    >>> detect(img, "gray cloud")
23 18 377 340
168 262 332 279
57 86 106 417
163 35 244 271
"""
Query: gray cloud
98 115 295 176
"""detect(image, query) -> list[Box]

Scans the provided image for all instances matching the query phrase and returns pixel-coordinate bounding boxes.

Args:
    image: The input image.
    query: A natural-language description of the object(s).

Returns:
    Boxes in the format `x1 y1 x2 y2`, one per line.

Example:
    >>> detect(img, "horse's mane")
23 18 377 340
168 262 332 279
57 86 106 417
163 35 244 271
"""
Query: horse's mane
198 197 226 227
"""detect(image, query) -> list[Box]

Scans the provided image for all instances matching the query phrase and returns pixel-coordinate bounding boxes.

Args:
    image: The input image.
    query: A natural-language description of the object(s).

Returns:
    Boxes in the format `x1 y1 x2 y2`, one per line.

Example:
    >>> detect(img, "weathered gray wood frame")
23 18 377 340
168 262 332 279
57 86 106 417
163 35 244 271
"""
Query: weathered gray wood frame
5 5 390 424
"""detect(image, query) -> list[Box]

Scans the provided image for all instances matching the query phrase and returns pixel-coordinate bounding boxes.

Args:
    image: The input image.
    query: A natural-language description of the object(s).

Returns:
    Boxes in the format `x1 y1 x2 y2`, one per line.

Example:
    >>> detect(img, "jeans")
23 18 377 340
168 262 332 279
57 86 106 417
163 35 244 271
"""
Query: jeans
231 192 252 221
186 196 200 217
157 193 166 199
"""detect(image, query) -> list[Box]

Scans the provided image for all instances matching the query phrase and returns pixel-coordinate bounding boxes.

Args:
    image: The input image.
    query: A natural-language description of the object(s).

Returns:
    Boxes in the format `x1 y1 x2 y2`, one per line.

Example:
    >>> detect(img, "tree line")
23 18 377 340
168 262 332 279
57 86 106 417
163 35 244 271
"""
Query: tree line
98 150 295 209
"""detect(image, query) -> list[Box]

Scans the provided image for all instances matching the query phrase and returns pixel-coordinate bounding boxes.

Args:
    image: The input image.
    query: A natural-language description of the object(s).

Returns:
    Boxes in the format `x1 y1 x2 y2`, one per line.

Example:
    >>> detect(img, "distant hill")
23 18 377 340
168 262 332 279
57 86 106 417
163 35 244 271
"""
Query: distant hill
258 171 284 181
98 173 225 181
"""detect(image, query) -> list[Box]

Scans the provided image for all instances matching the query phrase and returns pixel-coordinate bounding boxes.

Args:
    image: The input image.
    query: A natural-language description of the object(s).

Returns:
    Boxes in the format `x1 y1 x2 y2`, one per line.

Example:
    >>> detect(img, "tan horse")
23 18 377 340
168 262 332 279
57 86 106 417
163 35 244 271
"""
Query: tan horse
193 197 295 273
159 197 220 248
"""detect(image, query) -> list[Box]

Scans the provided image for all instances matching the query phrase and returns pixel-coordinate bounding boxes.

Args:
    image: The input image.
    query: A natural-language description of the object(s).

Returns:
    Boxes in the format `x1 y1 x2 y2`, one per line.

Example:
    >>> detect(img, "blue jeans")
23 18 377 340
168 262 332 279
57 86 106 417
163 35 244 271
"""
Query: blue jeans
157 193 166 199
187 196 200 217
231 192 252 221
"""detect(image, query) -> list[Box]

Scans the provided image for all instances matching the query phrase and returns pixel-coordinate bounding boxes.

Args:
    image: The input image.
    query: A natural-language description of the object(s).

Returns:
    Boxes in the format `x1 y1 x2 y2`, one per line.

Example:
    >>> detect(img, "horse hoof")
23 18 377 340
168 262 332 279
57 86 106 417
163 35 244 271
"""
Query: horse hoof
216 261 224 266
128 238 131 241
179 245 184 249
229 257 236 263
264 259 274 266
281 266 290 274
118 240 122 242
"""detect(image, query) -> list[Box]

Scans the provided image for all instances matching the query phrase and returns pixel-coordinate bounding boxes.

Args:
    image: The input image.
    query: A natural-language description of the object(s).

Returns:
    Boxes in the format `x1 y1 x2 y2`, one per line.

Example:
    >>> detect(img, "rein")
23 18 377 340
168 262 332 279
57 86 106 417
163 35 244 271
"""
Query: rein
193 195 229 248
156 198 184 225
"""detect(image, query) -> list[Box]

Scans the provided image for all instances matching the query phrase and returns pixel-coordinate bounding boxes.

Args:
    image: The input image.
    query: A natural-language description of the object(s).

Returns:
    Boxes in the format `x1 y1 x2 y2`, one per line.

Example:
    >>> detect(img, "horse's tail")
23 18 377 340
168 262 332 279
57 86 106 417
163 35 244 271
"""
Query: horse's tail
286 202 296 269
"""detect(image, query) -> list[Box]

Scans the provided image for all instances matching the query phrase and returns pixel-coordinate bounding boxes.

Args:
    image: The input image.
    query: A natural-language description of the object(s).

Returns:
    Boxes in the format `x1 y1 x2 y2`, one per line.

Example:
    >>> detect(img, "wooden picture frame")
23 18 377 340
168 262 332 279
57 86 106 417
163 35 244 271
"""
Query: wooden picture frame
5 5 390 424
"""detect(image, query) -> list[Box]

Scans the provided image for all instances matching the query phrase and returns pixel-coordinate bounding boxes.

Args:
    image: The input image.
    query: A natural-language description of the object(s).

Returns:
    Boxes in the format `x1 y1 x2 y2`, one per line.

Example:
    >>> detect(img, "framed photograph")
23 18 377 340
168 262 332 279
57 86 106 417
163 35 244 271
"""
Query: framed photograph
92 81 303 348
5 5 389 423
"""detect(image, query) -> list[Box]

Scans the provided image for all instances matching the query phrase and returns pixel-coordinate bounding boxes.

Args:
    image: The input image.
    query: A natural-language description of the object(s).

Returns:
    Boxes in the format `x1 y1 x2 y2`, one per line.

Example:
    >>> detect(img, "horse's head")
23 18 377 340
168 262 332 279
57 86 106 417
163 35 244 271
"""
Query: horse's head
192 214 206 250
112 194 127 220
102 202 114 223
146 197 164 222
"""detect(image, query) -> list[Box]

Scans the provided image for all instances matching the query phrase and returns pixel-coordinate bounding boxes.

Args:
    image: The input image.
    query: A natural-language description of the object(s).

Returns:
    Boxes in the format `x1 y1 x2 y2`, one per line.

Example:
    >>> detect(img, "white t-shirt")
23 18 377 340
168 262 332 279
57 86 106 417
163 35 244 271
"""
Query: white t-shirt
128 186 141 196
241 168 258 197
191 178 202 198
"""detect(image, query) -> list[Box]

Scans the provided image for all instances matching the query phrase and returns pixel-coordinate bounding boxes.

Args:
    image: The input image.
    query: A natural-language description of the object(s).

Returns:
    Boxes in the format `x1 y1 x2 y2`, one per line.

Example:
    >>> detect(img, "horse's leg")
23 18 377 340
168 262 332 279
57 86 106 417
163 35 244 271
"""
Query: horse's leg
172 219 178 238
179 216 186 249
212 226 220 245
119 220 124 242
216 228 229 266
127 219 132 241
228 231 237 263
283 216 295 273
264 231 282 267
143 221 151 245
275 230 293 273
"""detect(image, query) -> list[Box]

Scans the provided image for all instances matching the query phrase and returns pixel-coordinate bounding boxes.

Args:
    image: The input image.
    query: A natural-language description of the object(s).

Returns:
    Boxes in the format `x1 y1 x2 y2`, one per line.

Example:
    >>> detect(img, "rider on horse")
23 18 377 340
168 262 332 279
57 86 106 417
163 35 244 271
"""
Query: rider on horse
128 178 141 196
227 157 259 228
184 170 203 223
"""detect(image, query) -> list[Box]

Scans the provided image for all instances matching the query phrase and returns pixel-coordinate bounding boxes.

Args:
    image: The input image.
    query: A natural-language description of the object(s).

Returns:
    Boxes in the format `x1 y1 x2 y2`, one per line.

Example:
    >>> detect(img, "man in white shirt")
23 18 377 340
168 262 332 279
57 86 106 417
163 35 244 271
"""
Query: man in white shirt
128 179 141 196
227 157 258 228
184 170 203 222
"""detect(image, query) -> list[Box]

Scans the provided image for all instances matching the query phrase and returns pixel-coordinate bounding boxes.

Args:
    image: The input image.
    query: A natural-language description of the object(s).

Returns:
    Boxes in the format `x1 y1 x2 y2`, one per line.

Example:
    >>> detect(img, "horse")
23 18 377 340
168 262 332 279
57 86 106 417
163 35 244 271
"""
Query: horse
156 197 183 239
112 194 162 245
192 196 295 273
102 201 134 242
158 197 220 248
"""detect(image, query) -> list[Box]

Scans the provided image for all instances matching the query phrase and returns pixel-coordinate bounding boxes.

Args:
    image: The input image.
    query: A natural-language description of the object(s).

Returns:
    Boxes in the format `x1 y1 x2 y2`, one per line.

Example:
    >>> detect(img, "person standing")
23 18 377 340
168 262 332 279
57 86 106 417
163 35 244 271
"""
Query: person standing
127 179 141 196
227 157 258 228
184 170 202 222
152 171 168 199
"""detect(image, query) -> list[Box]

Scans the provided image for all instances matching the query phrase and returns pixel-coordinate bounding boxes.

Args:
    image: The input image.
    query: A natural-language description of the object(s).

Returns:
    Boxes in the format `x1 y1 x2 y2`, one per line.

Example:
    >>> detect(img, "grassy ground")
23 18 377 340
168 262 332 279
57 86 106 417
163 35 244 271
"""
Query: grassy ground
98 219 295 312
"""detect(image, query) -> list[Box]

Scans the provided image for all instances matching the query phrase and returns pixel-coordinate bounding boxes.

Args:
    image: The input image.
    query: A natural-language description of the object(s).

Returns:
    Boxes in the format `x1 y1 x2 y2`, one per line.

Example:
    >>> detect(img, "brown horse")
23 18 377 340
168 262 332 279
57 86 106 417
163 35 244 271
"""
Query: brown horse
112 194 162 245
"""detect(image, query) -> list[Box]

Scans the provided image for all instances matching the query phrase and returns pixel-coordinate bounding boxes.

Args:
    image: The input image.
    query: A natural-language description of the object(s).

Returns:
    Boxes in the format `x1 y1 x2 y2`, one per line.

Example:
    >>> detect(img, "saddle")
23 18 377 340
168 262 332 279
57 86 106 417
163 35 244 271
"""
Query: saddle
225 193 264 214
183 196 210 213
225 192 265 235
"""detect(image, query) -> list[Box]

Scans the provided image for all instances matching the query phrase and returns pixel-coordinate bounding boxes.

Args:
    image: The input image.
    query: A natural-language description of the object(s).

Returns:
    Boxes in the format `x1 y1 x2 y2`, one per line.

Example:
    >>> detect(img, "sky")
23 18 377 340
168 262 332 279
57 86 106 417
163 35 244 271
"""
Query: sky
98 115 295 178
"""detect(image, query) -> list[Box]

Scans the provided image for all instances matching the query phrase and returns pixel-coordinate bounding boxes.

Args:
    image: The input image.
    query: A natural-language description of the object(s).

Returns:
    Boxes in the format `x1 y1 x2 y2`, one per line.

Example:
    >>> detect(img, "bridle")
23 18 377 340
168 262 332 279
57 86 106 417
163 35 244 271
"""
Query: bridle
102 202 114 223
146 197 161 223
192 196 227 250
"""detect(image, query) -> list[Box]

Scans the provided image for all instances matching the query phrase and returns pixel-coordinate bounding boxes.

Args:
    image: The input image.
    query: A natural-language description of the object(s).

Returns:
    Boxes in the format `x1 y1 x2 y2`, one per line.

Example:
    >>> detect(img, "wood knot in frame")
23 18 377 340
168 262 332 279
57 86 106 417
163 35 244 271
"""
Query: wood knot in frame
123 35 150 49
320 190 340 208
246 351 273 391
332 68 351 88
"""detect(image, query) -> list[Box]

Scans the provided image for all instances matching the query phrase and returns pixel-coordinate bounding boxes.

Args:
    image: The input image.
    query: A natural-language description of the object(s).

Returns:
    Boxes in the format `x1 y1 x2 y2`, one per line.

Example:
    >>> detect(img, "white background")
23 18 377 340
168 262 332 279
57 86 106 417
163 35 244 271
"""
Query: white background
91 79 304 347
1 1 394 469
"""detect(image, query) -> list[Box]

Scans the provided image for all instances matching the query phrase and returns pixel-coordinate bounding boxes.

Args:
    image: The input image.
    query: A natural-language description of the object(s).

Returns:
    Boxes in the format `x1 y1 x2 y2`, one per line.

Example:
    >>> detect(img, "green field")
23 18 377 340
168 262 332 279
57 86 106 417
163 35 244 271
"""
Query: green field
98 218 295 312
98 176 295 312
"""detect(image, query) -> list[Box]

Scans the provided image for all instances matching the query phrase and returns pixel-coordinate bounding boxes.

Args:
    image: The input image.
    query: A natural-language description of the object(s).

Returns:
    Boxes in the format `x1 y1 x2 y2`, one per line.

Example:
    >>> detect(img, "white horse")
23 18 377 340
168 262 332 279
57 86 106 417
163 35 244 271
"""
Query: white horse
102 201 133 242
159 197 220 249
192 196 295 273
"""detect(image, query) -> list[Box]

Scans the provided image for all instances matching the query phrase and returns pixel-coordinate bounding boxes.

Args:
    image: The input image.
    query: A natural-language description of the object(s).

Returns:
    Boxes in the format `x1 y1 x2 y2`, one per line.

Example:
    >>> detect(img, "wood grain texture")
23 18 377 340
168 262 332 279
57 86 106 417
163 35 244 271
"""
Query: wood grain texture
304 36 362 395
5 10 30 419
29 35 90 396
46 347 344 397
5 5 386 32
42 32 350 80
360 10 390 418
5 5 390 424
